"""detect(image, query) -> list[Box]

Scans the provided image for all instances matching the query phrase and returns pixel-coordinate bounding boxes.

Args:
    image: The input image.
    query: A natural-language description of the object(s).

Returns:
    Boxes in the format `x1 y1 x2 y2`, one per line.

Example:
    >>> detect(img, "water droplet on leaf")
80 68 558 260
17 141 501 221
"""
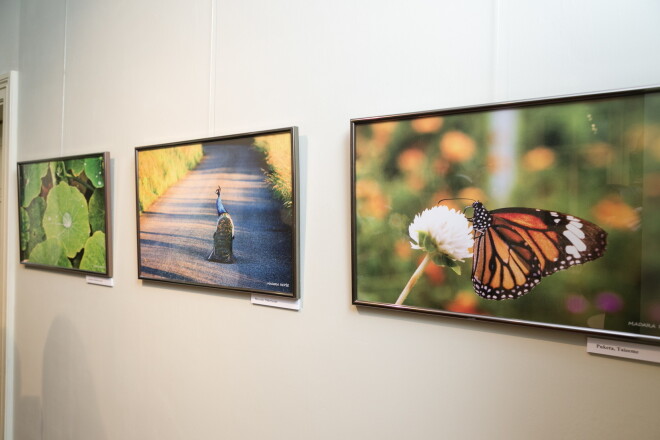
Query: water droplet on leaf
63 212 72 228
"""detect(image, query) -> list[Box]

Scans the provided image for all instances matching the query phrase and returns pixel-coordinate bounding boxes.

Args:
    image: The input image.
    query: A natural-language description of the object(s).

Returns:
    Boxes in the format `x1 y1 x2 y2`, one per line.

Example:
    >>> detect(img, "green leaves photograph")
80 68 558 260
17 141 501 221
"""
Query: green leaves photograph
17 153 111 276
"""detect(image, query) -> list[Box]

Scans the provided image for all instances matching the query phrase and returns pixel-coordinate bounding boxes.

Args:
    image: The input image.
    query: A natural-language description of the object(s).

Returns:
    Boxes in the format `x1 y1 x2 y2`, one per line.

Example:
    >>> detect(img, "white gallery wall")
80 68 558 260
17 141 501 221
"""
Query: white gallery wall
2 0 660 439
0 0 19 74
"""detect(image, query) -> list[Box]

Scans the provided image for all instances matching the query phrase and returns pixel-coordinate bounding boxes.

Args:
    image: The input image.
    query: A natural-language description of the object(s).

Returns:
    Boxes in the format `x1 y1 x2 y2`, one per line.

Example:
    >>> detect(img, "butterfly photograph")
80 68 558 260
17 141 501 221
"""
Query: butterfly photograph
351 87 660 343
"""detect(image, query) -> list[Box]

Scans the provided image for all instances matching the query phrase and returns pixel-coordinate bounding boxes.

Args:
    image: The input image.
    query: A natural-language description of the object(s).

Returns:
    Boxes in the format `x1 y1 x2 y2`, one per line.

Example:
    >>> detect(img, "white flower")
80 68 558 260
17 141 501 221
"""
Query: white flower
408 205 473 262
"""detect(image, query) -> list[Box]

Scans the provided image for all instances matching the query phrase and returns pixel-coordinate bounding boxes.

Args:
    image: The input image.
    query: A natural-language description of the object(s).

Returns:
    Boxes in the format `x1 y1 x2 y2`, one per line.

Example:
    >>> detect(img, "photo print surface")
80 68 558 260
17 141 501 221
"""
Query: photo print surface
136 128 298 297
352 88 660 342
18 152 112 276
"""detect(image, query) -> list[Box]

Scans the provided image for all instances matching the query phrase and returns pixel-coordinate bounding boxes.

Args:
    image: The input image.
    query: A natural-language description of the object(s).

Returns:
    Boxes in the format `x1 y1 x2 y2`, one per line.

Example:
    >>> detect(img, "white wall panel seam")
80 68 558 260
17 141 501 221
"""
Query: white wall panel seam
492 0 508 102
209 0 217 135
59 0 69 156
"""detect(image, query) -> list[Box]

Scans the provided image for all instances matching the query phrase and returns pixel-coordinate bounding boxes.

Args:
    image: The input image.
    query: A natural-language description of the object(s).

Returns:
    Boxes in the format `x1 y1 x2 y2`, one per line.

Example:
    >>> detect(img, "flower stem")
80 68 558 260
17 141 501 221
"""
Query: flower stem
396 254 431 305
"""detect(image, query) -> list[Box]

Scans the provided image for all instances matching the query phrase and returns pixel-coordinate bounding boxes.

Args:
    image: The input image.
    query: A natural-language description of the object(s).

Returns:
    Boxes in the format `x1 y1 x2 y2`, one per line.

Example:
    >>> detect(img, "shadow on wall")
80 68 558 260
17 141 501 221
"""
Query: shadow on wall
14 316 107 440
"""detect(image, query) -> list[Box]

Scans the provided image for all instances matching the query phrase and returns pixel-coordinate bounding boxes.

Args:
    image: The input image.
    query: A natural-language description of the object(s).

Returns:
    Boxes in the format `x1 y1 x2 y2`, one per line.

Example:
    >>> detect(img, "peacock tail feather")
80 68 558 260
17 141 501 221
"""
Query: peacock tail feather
209 213 235 263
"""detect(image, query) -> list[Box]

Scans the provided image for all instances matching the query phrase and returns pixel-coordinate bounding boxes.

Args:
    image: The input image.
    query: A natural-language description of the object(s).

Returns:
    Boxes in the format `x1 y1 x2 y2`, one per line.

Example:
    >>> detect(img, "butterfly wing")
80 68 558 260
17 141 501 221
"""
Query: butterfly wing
472 216 543 300
472 207 607 300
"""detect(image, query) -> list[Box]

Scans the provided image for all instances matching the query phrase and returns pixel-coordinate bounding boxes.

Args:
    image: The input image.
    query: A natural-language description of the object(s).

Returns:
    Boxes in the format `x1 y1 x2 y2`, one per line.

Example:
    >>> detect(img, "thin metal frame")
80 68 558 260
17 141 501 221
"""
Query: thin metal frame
135 127 299 298
351 86 660 344
17 151 113 277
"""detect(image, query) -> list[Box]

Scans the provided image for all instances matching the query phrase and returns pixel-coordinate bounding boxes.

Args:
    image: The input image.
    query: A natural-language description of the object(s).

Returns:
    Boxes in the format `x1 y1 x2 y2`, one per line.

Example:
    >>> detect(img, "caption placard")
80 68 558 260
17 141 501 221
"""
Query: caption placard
86 276 114 287
587 337 660 364
251 294 301 311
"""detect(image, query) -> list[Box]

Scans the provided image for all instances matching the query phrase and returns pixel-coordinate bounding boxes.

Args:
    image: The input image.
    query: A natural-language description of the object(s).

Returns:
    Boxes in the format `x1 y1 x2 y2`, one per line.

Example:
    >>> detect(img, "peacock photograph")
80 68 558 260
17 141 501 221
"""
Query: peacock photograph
135 128 297 297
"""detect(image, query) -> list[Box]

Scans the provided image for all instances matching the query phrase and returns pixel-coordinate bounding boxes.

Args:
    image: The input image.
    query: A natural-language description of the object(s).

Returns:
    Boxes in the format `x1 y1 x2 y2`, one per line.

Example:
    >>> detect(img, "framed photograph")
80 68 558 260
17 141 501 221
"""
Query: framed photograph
17 152 112 277
135 127 299 297
351 87 660 343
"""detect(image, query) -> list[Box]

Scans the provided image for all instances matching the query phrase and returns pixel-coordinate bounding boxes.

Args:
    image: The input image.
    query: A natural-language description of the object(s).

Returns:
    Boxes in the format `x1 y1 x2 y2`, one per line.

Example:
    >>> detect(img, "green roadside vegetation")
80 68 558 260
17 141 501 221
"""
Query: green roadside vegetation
137 144 204 212
253 133 293 218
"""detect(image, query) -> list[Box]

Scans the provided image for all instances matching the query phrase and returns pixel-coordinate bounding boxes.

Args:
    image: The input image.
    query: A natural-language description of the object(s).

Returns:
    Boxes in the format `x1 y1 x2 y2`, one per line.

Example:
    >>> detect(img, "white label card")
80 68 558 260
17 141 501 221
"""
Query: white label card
587 337 660 364
251 294 301 311
86 276 114 287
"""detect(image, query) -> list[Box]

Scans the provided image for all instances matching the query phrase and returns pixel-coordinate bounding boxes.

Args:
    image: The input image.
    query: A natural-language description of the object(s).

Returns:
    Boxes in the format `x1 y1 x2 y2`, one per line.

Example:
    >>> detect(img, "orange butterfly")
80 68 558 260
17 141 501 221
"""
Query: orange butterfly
470 201 607 300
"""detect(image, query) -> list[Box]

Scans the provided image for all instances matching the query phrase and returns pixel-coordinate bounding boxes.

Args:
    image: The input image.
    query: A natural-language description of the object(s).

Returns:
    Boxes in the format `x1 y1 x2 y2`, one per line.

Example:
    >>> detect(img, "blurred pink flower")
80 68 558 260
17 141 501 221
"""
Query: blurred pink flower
595 292 624 313
566 294 589 314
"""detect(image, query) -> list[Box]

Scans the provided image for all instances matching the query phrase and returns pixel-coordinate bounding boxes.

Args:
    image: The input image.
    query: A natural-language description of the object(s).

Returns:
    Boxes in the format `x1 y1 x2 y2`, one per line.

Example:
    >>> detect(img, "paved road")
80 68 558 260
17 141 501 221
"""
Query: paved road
138 142 294 294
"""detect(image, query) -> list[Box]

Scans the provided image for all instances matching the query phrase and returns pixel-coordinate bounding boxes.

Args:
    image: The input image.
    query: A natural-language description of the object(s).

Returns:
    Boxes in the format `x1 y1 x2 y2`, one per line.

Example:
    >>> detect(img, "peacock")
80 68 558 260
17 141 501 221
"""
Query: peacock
208 185 235 263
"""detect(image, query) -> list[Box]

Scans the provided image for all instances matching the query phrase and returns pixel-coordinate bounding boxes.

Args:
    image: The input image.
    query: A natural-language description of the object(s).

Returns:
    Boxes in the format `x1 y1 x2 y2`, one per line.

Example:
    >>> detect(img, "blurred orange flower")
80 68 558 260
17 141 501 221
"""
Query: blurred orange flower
439 131 476 162
446 291 479 314
355 127 385 155
458 187 487 204
432 158 450 175
395 238 413 259
406 174 426 191
397 148 426 172
422 257 445 285
356 179 389 219
522 146 556 171
583 142 614 168
592 196 640 230
355 179 378 198
370 121 398 151
411 116 444 134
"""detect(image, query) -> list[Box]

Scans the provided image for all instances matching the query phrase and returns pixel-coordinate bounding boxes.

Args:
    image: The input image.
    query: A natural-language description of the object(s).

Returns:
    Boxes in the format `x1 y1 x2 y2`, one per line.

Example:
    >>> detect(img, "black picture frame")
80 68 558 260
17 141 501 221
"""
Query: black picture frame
351 86 660 343
17 152 113 277
135 127 299 298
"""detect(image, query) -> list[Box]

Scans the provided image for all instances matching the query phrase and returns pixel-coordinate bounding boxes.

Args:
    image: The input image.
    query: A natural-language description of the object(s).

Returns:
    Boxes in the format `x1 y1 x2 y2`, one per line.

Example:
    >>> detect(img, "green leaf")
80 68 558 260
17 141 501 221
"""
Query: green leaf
79 231 106 273
429 253 462 275
28 238 72 268
431 254 444 266
84 156 105 188
49 161 67 183
64 159 85 176
417 231 438 254
21 162 48 207
88 189 106 233
19 208 29 252
43 182 90 258
25 197 46 256
443 255 458 267
449 264 462 276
